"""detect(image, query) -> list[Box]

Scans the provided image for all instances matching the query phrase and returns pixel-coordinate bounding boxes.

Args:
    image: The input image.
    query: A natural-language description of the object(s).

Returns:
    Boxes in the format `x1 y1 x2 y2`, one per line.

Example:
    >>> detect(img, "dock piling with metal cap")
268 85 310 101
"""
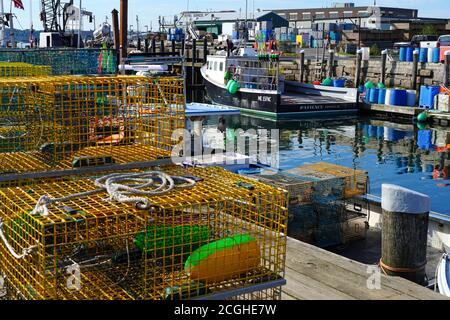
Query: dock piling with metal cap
381 184 430 285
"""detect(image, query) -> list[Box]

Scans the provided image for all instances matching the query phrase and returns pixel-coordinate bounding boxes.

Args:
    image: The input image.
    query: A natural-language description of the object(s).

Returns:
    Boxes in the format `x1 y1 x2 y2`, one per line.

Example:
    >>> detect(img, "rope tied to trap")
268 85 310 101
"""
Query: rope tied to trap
31 172 197 217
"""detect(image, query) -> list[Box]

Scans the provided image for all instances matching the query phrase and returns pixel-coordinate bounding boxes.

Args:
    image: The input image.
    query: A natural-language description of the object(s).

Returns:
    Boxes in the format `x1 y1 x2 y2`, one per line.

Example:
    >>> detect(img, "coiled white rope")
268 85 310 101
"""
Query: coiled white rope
0 219 38 260
31 171 197 217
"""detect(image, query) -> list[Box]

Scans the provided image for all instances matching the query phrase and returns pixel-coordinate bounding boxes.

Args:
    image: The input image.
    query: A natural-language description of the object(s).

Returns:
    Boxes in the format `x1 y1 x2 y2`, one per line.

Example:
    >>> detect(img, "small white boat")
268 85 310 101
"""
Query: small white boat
437 253 450 297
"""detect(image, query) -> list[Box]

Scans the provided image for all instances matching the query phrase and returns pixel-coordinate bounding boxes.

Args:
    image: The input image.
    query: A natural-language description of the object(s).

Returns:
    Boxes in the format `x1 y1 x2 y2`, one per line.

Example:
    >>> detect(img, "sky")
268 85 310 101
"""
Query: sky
6 0 450 31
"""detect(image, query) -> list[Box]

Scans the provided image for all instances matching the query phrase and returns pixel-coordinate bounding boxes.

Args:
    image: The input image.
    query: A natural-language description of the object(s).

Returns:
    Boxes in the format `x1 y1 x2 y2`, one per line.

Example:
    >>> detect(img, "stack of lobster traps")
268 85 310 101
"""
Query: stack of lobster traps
0 73 288 300
242 162 369 248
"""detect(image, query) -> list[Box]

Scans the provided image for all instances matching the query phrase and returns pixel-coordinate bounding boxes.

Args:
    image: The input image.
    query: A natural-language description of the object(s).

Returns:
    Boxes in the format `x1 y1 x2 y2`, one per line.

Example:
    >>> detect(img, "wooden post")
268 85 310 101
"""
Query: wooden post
181 38 185 56
381 184 430 285
144 38 149 53
151 38 156 53
300 50 305 83
355 49 363 88
111 9 120 51
381 49 387 85
119 0 128 59
172 40 176 54
328 49 335 78
137 37 141 51
203 40 208 62
160 40 165 53
412 49 419 90
444 51 450 87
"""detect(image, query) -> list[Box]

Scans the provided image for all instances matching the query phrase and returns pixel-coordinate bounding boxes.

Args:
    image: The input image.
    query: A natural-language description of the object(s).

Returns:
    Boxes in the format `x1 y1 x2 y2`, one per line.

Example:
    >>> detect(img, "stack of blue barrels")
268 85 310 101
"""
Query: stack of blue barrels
366 87 412 107
399 47 441 63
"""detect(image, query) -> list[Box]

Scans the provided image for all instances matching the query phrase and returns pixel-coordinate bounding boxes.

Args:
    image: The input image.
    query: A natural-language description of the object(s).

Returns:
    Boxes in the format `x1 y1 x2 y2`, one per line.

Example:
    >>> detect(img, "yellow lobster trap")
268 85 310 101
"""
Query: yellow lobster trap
0 76 184 174
0 166 288 300
0 62 52 77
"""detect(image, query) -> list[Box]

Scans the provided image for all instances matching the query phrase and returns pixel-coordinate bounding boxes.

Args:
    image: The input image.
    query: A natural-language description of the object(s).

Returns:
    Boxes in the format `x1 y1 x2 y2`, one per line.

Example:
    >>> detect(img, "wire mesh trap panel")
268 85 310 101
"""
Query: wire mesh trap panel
0 62 52 77
0 166 288 300
242 163 368 248
286 162 369 199
0 76 185 174
0 49 117 75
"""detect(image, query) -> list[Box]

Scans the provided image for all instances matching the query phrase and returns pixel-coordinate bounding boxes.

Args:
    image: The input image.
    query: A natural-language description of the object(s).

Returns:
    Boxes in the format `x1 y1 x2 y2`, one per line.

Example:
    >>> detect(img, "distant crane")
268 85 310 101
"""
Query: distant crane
39 0 93 47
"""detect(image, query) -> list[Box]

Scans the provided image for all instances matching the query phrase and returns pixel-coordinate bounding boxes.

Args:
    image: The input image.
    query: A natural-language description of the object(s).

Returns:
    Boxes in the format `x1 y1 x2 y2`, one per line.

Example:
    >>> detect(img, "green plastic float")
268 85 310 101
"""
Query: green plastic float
321 78 333 86
365 81 375 89
134 225 210 257
417 112 428 122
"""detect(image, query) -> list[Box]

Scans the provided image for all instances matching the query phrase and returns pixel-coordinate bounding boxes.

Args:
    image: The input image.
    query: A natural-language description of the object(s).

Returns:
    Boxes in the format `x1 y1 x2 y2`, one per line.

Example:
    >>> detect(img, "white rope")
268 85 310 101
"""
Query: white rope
0 219 37 260
31 172 197 217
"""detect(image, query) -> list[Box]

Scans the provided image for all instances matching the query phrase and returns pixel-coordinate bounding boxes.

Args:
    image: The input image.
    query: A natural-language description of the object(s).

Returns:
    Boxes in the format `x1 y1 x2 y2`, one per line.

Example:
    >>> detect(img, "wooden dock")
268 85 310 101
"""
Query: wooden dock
361 103 450 127
282 237 447 300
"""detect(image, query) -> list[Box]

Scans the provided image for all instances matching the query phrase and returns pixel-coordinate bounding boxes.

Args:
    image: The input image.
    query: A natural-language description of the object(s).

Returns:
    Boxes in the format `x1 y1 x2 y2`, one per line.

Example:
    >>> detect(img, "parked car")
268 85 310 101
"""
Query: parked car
438 35 450 62
394 35 439 49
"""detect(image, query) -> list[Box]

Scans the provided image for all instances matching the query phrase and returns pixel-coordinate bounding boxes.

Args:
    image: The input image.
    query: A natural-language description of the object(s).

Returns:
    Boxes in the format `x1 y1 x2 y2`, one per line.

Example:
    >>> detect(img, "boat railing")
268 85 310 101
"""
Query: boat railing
234 66 279 91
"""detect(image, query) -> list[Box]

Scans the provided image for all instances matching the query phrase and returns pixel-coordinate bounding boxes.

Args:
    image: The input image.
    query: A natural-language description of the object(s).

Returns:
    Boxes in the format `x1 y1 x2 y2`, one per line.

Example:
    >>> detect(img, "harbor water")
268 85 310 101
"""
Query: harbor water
203 115 450 216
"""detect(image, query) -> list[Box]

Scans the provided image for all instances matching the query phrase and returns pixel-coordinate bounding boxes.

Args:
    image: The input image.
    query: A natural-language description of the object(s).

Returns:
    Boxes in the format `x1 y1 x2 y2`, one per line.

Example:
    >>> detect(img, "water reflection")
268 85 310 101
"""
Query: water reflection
204 115 450 215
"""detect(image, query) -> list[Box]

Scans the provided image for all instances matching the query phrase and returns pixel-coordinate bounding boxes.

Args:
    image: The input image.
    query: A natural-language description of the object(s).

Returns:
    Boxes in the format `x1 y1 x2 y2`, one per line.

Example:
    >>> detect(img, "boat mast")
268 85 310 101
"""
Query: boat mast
78 0 82 48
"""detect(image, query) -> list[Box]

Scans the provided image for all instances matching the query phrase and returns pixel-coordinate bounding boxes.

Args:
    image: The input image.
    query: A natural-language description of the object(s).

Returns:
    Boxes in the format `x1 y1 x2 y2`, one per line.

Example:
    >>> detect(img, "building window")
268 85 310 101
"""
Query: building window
289 13 298 21
344 11 353 18
302 12 311 20
315 12 325 19
214 61 218 71
358 11 369 17
219 62 224 72
329 11 339 18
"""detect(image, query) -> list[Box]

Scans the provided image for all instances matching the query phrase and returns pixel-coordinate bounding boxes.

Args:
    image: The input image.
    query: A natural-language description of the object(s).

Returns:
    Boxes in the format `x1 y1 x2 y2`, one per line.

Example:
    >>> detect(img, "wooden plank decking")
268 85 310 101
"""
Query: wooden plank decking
282 237 447 300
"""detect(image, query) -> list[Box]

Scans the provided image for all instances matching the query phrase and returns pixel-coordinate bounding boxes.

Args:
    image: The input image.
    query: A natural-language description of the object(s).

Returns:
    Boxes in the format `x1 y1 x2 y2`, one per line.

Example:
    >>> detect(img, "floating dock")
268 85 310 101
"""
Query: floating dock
361 103 450 127
282 237 447 300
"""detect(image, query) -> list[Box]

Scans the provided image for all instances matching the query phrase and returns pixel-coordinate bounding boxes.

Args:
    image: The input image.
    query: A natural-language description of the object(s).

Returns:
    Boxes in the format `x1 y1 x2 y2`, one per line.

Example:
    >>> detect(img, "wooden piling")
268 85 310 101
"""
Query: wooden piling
137 38 141 51
381 184 430 285
355 49 363 88
300 50 305 83
181 39 185 56
381 49 387 85
160 40 165 53
328 50 335 78
412 50 419 90
151 38 156 53
144 38 149 53
172 40 176 54
203 40 208 62
119 0 128 59
111 9 120 51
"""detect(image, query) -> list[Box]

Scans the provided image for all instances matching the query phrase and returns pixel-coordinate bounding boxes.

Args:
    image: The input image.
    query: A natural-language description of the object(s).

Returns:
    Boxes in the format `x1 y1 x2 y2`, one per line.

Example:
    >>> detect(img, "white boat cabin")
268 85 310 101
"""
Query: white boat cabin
203 50 284 94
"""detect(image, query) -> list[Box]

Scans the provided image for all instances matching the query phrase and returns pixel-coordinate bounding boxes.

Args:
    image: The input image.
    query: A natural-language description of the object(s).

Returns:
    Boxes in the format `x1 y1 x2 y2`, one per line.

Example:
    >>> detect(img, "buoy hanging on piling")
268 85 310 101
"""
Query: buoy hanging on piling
381 184 430 285
417 112 428 122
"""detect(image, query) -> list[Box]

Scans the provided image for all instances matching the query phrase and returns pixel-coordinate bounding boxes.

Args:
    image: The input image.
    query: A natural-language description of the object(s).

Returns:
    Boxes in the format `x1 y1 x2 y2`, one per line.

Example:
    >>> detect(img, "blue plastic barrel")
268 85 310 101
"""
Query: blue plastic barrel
406 47 414 62
419 85 440 109
432 47 440 63
368 125 378 138
378 88 386 104
417 130 433 150
390 89 407 106
365 88 372 103
419 48 428 63
369 88 380 103
399 47 407 62
333 79 345 87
